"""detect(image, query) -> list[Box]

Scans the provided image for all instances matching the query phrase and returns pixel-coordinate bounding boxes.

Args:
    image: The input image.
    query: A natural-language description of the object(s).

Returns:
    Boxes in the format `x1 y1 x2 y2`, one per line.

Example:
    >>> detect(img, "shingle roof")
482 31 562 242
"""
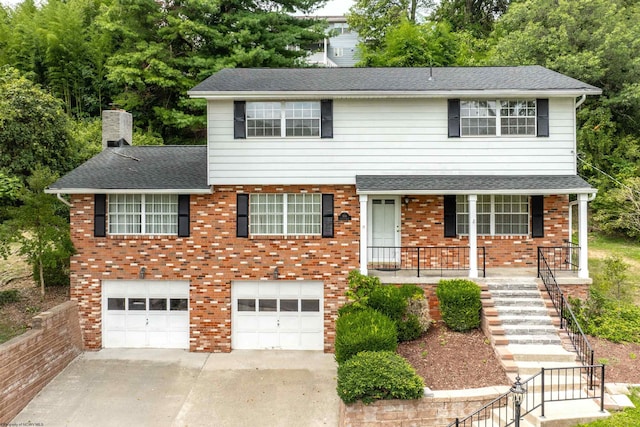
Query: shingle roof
189 66 601 94
356 175 595 194
48 146 209 192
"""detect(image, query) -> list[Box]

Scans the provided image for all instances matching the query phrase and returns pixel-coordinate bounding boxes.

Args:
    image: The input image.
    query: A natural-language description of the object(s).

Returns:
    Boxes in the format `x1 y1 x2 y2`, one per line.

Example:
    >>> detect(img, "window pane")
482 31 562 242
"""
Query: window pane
494 195 528 234
461 100 497 136
107 298 125 310
285 102 320 137
456 195 468 235
128 298 146 311
500 100 536 135
149 298 167 311
286 193 321 235
280 299 299 312
247 102 281 137
301 299 320 312
145 194 178 234
170 298 188 311
249 194 284 235
108 194 141 234
259 299 277 312
237 299 256 312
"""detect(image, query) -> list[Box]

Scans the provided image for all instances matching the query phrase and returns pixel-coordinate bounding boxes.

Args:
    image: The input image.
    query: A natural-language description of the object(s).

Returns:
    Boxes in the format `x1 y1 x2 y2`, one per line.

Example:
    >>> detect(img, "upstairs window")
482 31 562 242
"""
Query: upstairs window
456 195 529 235
246 101 320 137
332 47 344 57
459 99 537 137
108 194 178 235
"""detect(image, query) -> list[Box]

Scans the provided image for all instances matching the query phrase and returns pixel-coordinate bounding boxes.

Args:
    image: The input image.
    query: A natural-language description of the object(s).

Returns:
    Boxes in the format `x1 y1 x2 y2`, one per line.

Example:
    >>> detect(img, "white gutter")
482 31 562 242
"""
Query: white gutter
45 188 213 195
356 188 599 196
56 193 72 207
575 94 587 109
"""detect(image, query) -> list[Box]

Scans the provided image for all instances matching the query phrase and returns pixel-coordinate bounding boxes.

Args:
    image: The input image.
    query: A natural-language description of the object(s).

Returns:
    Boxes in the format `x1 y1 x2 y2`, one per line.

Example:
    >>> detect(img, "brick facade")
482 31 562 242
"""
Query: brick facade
70 189 568 352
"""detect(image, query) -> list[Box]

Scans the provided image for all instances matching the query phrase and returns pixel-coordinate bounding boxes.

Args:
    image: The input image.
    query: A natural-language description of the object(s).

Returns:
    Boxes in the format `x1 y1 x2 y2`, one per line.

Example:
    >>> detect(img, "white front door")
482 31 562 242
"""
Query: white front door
370 198 400 263
232 281 324 350
102 280 189 349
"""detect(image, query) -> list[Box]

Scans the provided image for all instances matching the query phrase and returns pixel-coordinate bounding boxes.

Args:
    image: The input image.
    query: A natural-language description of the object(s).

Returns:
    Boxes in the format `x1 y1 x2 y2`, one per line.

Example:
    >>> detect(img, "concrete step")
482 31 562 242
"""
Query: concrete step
497 306 549 316
490 289 542 298
492 297 546 307
500 315 553 326
515 361 583 375
508 345 577 363
503 325 559 336
471 408 535 427
487 283 539 291
505 335 562 345
525 399 609 427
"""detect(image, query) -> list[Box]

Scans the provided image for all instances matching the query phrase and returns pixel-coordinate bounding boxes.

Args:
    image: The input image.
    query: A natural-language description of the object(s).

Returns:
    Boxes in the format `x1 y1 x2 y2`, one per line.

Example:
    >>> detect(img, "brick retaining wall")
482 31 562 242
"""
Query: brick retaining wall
0 301 83 423
339 386 510 427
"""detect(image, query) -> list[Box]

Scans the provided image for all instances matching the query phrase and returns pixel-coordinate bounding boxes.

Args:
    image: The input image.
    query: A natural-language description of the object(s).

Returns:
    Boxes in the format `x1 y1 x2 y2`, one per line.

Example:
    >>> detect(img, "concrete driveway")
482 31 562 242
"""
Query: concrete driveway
12 349 339 427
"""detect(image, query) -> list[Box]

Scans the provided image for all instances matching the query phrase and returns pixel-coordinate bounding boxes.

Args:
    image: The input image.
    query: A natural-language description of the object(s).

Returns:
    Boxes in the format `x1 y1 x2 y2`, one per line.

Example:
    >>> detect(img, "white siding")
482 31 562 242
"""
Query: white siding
207 98 577 185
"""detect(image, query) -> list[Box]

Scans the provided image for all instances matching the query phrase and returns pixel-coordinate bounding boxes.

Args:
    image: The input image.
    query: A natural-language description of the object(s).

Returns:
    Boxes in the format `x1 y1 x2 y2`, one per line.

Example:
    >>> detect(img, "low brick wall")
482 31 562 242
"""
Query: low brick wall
339 386 509 427
0 301 83 423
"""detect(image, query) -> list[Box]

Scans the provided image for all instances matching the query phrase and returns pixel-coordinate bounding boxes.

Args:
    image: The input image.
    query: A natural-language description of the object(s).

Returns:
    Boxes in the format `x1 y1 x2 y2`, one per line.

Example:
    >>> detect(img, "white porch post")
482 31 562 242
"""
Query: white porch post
359 195 369 275
468 194 478 279
578 193 589 279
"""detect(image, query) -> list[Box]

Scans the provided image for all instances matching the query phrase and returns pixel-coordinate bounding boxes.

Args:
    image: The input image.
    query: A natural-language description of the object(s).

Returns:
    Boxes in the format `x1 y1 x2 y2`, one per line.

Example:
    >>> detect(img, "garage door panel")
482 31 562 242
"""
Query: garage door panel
103 280 189 349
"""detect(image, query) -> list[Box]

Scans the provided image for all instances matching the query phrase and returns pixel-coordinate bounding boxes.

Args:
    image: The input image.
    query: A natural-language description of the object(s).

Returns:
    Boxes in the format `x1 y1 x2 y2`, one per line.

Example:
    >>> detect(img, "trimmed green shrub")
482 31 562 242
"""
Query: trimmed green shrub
335 308 398 364
368 285 407 321
399 284 424 299
0 289 20 306
397 314 423 342
337 351 425 404
436 279 482 332
337 303 364 317
345 270 382 308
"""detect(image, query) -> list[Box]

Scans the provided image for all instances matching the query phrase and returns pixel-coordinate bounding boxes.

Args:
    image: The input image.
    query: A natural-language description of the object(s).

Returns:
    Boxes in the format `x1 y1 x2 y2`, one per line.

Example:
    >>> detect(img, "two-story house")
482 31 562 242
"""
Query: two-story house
47 66 601 353
304 16 359 67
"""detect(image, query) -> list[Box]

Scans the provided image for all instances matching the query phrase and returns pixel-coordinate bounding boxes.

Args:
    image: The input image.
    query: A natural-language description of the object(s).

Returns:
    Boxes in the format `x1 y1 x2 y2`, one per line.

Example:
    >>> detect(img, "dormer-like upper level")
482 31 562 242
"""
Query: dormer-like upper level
189 67 601 186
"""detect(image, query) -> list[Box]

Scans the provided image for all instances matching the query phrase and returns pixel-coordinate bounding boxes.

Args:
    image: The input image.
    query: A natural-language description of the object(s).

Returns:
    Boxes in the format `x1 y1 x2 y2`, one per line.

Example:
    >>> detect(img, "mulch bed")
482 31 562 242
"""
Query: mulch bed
589 336 640 384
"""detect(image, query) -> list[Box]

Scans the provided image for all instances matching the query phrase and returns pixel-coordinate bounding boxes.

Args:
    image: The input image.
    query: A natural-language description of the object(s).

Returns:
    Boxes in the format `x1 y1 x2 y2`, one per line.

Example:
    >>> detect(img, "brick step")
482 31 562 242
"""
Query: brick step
499 315 553 326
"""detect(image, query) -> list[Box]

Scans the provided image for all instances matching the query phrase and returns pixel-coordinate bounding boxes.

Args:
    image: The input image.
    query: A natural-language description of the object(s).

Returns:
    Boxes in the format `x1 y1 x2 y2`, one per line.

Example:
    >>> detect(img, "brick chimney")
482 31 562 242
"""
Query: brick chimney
102 110 133 149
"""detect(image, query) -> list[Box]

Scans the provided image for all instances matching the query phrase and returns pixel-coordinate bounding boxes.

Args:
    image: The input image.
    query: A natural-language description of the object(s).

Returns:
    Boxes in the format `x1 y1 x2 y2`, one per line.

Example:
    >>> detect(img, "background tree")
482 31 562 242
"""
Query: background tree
433 0 511 37
0 167 74 296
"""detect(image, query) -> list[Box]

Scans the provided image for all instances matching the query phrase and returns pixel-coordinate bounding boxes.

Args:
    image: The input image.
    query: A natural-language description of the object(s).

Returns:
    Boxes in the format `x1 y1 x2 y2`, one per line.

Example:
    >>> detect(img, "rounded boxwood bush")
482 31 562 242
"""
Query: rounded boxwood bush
335 308 398 364
367 285 407 321
397 314 423 342
399 284 424 299
436 279 482 332
337 351 425 404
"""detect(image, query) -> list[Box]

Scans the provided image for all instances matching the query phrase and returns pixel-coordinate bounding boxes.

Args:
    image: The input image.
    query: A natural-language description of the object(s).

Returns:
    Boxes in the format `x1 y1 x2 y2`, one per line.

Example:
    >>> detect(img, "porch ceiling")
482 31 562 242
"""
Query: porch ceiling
355 175 596 195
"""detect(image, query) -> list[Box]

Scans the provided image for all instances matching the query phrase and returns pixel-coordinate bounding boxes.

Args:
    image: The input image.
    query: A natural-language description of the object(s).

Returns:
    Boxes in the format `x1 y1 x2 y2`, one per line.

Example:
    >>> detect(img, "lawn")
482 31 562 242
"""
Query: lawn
589 233 640 299
577 388 640 426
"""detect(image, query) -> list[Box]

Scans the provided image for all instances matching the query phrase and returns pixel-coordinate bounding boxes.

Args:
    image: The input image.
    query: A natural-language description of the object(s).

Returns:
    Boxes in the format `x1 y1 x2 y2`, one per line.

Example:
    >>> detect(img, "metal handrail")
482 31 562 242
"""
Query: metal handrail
367 246 486 277
449 365 605 427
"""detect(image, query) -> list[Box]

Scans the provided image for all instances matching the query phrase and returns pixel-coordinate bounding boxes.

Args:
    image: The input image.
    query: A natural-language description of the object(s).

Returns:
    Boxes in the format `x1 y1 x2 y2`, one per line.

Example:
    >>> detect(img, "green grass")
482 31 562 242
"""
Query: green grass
577 389 640 426
589 233 640 294
0 321 27 344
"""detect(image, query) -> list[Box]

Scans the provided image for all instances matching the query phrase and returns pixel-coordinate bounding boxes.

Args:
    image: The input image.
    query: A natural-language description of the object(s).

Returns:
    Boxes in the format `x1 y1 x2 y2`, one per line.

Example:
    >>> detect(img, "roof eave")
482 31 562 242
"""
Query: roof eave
45 188 213 195
357 188 598 196
188 89 602 100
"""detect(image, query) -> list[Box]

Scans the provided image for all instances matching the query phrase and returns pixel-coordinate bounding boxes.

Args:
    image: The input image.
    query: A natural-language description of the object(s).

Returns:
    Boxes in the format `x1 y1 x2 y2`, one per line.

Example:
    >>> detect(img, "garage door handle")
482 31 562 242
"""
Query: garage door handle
277 320 280 327
146 318 149 326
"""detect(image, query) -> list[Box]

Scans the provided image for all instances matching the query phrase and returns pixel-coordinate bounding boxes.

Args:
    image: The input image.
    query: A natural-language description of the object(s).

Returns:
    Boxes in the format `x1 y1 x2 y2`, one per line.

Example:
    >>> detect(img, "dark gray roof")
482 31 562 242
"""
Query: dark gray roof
356 175 595 194
190 66 601 93
48 146 209 192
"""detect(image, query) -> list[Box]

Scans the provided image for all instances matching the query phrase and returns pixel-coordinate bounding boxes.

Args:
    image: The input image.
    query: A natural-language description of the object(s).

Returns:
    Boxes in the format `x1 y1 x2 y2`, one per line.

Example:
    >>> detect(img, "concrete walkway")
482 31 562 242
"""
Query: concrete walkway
12 349 339 427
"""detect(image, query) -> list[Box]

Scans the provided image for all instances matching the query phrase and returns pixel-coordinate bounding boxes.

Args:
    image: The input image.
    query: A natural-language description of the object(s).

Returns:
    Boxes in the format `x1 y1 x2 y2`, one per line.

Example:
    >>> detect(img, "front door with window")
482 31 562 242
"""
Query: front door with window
370 198 400 265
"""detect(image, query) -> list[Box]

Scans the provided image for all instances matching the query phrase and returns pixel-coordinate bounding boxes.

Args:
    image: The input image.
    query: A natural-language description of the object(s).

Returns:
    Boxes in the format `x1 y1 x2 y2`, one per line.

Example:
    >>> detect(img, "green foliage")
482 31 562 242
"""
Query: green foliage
0 289 20 306
32 251 70 287
335 308 398 364
345 270 382 309
368 284 407 321
433 0 511 37
406 296 432 334
337 302 364 317
337 350 424 404
576 388 640 426
436 279 481 332
593 178 640 239
587 304 640 343
0 166 75 296
594 256 635 303
397 314 423 342
399 284 424 299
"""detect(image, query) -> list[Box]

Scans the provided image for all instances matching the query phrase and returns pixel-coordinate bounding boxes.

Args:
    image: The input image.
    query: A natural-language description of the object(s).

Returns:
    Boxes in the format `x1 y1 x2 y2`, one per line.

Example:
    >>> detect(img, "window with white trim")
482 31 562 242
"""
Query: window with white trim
456 195 529 235
108 194 178 235
332 47 344 57
247 101 320 138
249 193 321 235
461 99 536 136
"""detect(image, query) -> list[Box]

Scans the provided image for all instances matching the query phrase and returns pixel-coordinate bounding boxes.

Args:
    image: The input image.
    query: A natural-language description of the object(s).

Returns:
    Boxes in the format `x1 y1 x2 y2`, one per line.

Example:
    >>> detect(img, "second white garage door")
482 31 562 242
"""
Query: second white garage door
232 281 324 350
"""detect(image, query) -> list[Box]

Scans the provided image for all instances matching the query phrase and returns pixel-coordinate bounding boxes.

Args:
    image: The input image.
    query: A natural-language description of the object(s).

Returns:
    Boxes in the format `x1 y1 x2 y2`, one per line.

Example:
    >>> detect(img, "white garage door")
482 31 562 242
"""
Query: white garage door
232 281 324 350
102 280 189 349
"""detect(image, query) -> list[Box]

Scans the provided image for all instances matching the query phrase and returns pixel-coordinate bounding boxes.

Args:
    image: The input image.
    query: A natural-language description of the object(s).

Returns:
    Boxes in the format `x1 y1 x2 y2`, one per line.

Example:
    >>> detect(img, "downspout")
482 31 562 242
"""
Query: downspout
575 94 586 109
56 193 72 207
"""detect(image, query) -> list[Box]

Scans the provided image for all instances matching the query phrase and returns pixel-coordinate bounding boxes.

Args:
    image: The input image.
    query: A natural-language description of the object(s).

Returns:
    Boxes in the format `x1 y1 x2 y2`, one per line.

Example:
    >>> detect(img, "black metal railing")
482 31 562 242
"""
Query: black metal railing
537 247 596 382
448 365 605 427
367 246 486 277
537 240 580 276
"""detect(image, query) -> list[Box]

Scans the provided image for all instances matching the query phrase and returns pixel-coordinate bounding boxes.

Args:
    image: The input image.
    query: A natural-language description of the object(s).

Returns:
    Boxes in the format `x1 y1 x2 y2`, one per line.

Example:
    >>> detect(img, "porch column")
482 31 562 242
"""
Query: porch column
359 194 368 275
578 193 589 279
468 194 478 278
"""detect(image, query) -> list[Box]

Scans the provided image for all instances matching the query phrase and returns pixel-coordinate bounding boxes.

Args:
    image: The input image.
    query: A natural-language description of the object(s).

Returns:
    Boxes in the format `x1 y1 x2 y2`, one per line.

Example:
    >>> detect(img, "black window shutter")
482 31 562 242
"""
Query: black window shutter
237 193 249 238
321 194 334 238
448 99 461 138
537 99 549 137
234 101 246 139
443 195 456 237
94 194 106 237
321 99 333 139
531 195 544 237
178 195 190 237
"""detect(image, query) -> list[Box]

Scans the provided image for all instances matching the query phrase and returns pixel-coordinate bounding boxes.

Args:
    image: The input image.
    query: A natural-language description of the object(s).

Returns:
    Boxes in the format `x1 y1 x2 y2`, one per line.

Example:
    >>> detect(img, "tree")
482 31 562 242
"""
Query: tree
433 0 511 37
347 0 435 50
0 167 74 296
593 178 640 239
0 67 81 183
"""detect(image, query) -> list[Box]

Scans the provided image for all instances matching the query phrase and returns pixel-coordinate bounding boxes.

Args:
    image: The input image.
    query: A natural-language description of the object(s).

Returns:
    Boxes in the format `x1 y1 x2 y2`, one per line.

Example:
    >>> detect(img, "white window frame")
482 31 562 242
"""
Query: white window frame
246 101 321 138
108 194 178 236
332 47 344 57
456 195 529 236
249 193 321 236
461 99 537 137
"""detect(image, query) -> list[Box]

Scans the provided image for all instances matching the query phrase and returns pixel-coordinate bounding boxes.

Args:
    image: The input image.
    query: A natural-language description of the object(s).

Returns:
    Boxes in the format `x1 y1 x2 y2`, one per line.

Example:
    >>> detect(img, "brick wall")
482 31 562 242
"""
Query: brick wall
0 301 82 424
339 386 509 427
402 195 569 268
69 185 359 352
